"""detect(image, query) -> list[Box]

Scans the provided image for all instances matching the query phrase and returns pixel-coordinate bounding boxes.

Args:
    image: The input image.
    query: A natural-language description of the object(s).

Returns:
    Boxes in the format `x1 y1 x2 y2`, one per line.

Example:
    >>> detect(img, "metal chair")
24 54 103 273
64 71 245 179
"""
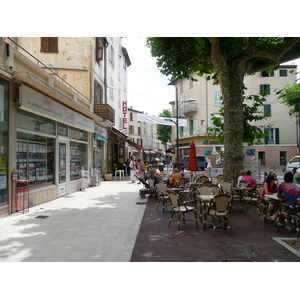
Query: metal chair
167 190 198 231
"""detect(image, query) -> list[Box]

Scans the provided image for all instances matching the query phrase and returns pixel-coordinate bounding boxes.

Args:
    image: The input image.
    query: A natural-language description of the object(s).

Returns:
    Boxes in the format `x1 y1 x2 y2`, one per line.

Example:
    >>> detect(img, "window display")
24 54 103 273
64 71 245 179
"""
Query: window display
70 141 87 181
16 133 54 187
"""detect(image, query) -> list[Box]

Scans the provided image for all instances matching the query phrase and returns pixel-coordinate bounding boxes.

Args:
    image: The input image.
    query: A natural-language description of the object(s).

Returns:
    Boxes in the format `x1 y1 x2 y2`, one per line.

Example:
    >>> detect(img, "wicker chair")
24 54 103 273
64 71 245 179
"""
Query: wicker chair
205 194 232 236
257 186 268 223
167 190 198 231
156 182 170 213
277 198 300 238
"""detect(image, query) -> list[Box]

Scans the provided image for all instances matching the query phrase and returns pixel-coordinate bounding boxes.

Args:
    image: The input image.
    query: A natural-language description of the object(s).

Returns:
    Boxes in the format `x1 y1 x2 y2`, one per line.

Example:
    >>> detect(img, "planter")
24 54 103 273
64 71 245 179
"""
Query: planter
104 173 113 181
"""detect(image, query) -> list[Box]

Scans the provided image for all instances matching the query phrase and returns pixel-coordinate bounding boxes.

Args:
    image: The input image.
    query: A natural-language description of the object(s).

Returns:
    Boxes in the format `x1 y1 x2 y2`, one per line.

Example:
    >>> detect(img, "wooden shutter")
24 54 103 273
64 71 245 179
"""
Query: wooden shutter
41 37 58 52
96 46 103 61
41 37 49 52
275 128 280 144
49 37 58 52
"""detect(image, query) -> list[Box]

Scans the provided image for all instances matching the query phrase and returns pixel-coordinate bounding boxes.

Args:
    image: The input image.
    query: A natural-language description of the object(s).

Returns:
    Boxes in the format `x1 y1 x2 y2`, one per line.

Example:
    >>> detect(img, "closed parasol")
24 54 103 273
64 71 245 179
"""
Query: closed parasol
188 141 199 171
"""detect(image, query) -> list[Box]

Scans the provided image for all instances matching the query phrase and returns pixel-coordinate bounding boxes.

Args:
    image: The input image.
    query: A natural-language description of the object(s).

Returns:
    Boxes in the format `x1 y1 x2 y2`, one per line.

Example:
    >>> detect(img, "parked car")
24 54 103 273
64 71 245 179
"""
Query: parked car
149 157 162 166
182 155 206 171
286 155 300 173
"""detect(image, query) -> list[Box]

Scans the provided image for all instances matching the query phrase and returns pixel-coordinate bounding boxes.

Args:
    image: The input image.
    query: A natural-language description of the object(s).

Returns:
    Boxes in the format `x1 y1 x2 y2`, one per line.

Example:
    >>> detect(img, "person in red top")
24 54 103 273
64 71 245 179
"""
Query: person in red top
242 170 257 189
262 174 279 218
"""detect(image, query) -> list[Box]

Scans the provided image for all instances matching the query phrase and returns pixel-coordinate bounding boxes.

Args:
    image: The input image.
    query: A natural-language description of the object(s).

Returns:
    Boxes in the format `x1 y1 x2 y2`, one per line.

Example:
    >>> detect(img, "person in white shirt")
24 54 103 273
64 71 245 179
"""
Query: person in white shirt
180 166 191 181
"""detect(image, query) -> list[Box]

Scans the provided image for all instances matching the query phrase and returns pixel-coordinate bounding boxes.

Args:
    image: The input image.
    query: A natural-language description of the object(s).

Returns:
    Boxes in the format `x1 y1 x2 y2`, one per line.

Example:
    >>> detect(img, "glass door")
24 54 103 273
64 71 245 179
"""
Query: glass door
58 141 68 196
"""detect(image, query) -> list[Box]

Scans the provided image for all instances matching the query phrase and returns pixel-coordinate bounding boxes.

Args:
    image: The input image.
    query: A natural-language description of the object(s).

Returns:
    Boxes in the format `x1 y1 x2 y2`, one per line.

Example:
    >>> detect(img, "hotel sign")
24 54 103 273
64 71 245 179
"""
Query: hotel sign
122 100 128 134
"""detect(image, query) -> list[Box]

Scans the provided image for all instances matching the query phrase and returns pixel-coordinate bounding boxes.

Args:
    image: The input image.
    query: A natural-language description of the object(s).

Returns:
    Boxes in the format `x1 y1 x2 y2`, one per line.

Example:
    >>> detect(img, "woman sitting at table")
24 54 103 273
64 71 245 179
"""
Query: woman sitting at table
262 174 279 218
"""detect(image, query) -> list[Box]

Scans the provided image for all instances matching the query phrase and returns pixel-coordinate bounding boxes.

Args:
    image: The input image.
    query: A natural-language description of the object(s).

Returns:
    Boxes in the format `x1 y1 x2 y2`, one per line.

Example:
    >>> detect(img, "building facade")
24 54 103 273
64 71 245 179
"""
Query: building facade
169 65 298 170
127 107 166 162
0 37 132 218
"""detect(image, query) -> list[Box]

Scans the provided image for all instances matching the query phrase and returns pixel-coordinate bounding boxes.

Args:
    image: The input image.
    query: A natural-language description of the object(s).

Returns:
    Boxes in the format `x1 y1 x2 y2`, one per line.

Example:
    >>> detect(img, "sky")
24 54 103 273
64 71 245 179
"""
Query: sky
122 37 175 116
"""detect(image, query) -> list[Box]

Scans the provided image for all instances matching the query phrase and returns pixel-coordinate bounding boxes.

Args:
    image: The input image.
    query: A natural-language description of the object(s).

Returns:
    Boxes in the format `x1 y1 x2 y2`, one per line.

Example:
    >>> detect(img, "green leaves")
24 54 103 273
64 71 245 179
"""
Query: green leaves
277 83 300 118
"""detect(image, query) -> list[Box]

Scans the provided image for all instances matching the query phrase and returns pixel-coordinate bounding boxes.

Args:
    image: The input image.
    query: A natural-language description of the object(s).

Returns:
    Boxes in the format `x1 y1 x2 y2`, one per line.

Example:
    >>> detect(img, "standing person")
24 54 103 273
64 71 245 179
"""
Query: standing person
136 158 144 182
129 156 137 183
242 170 257 189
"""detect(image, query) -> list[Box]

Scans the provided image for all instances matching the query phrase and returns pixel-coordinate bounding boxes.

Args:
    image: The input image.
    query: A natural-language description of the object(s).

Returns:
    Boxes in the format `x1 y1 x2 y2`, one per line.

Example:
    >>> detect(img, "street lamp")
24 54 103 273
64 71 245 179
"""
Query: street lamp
165 88 195 163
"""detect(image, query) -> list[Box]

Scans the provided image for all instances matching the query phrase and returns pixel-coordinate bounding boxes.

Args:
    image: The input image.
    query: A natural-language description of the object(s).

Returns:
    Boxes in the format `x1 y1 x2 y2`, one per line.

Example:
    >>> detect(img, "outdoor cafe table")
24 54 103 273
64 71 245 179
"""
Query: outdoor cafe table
196 194 215 223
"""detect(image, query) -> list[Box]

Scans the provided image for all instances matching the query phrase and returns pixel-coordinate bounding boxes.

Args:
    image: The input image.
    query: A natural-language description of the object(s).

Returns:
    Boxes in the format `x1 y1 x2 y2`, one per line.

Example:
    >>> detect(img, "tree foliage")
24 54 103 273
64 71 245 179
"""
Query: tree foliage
207 89 274 145
147 37 300 183
156 109 172 146
277 83 300 118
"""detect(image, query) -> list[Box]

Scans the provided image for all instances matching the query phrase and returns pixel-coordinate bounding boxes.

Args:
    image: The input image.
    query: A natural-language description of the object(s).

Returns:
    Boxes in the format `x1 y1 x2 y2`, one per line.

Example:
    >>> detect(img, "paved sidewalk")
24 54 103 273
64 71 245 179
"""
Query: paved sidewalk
0 178 145 262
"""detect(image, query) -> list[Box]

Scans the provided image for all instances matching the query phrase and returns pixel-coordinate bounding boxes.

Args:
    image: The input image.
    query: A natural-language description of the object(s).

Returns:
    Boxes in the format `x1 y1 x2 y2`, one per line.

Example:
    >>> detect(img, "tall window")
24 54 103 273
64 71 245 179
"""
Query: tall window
189 77 193 89
264 104 271 117
214 90 222 106
40 37 58 53
258 151 265 165
109 45 115 67
96 37 104 62
260 84 271 95
280 151 287 165
179 81 183 94
265 128 279 144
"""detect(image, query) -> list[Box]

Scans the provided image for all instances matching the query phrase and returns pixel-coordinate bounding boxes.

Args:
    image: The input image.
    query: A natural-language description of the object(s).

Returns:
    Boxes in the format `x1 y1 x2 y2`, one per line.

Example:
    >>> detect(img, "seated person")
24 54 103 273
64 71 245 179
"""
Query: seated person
169 168 182 187
237 170 246 186
180 166 191 182
276 172 300 229
147 167 161 186
242 170 257 189
262 174 279 218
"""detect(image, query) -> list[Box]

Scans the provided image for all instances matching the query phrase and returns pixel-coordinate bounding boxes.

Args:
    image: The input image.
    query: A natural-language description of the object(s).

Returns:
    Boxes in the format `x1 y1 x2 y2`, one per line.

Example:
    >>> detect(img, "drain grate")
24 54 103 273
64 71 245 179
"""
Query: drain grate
220 243 258 258
35 215 49 219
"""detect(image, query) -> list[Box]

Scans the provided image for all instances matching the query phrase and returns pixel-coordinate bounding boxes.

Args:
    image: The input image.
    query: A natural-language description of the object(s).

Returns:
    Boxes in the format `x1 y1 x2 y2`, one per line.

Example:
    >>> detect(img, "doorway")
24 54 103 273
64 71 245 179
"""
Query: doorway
58 141 69 196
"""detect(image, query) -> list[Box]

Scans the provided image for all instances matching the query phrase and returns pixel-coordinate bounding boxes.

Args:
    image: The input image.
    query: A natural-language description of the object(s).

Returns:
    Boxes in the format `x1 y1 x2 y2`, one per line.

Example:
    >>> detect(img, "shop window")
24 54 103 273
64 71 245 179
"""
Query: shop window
16 132 55 187
69 127 87 141
258 151 265 165
17 110 55 135
70 142 87 181
280 151 287 165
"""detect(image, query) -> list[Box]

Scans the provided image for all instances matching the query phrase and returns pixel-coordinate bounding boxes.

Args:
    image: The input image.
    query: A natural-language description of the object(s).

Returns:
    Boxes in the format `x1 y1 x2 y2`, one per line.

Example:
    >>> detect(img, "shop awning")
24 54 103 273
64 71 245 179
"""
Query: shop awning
109 127 142 152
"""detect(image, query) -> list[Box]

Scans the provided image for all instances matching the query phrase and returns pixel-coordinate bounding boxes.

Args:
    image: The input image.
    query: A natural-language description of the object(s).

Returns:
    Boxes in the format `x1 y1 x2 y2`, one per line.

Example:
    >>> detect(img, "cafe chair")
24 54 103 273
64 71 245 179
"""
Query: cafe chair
177 177 188 188
256 186 268 223
277 198 300 238
202 180 213 187
199 175 209 183
147 178 156 198
156 182 170 213
205 194 232 236
197 186 213 223
211 184 221 195
220 182 234 212
167 190 198 231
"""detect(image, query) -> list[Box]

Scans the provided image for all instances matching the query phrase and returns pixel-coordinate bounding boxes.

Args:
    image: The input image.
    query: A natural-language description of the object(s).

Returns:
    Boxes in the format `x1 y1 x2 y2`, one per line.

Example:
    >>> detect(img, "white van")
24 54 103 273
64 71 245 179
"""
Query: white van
286 156 300 172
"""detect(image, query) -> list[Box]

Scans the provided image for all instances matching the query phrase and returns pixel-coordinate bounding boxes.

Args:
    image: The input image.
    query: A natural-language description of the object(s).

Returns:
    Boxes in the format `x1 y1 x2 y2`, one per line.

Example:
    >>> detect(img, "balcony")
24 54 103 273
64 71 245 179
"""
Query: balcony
94 103 115 123
173 102 198 117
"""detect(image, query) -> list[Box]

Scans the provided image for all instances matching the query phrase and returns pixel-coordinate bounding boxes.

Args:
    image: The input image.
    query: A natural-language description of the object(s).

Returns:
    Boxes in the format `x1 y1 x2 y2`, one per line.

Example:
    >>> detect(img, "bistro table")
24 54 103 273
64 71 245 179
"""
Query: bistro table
196 194 215 223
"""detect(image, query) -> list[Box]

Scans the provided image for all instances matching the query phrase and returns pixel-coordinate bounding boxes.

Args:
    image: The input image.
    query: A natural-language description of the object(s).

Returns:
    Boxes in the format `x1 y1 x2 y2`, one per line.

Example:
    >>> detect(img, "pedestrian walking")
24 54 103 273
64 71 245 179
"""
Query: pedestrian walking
129 156 137 183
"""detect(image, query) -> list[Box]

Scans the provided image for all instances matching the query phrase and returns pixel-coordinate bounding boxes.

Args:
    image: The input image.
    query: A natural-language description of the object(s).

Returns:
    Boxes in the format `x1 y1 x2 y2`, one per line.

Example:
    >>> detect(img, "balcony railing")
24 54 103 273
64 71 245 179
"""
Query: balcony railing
94 103 115 123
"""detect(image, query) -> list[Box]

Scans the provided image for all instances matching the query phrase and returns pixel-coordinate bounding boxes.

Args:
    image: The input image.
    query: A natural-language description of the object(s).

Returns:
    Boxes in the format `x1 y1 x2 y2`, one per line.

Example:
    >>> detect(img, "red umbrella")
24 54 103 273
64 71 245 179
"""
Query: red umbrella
188 141 199 171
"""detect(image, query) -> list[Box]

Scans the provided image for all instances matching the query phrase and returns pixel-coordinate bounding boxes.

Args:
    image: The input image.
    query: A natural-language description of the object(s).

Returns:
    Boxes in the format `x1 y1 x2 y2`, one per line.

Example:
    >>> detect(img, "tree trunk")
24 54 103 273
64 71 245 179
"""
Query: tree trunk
217 62 245 184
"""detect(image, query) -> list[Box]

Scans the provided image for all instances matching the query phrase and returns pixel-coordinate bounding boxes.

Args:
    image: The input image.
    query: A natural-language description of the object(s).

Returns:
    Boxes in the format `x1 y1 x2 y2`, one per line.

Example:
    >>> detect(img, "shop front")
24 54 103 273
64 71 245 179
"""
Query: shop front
0 78 8 217
14 85 94 202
